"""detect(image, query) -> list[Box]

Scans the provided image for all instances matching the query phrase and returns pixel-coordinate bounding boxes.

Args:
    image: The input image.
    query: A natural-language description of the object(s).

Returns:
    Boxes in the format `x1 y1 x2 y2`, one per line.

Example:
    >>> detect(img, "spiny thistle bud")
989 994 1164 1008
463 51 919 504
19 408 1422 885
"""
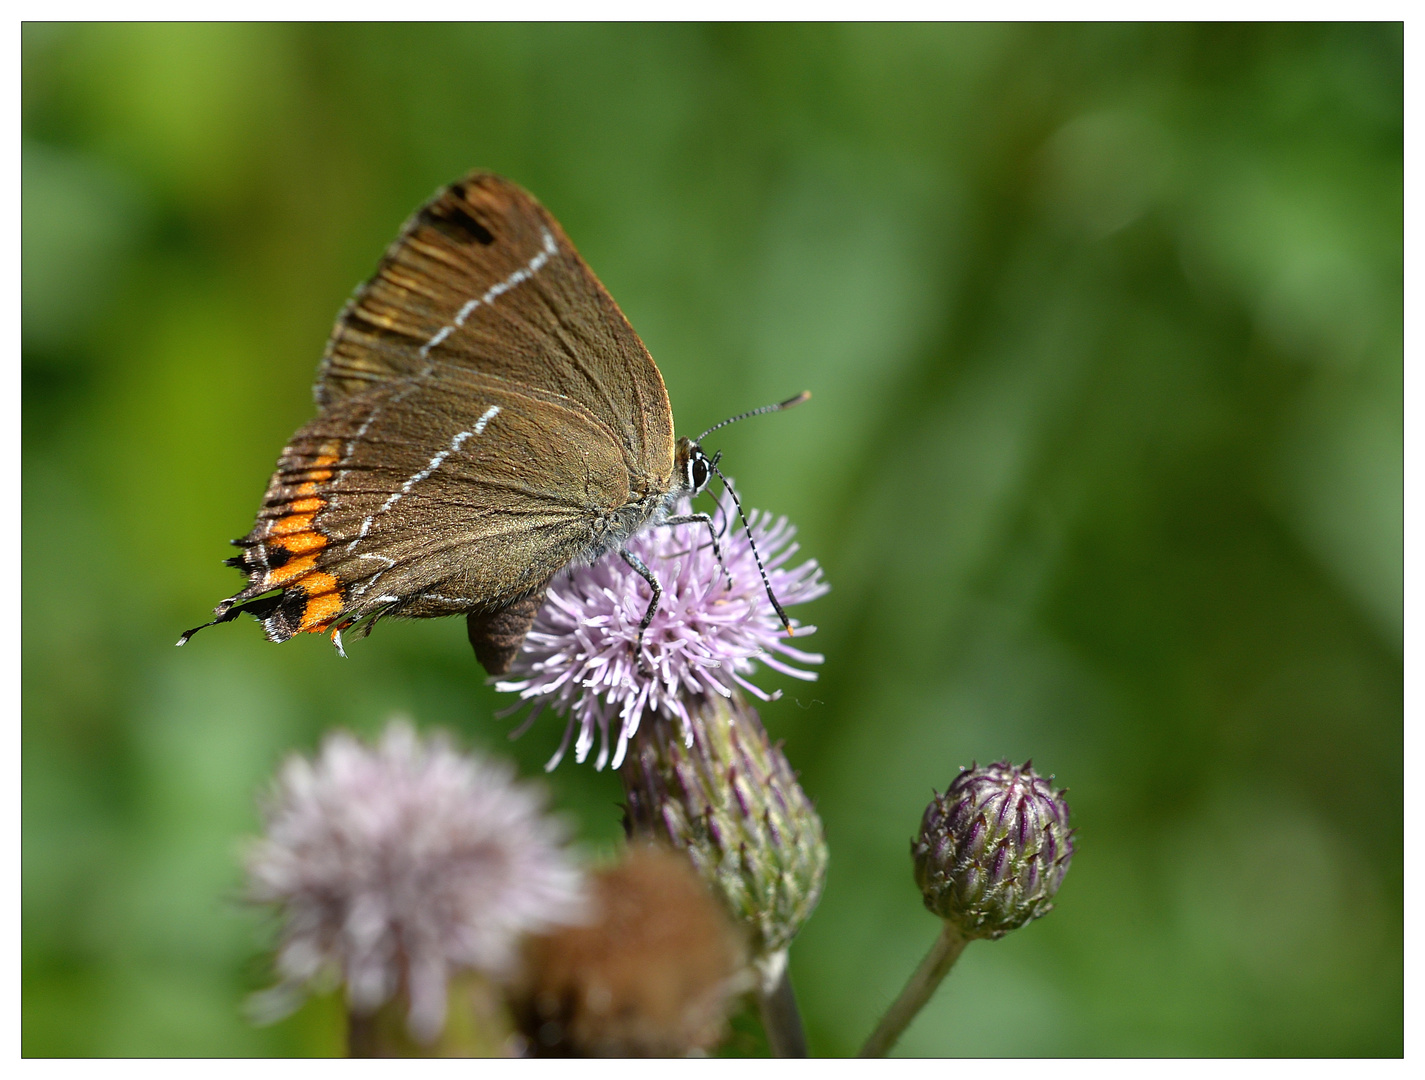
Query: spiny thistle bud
912 760 1074 940
511 845 749 1057
620 690 828 971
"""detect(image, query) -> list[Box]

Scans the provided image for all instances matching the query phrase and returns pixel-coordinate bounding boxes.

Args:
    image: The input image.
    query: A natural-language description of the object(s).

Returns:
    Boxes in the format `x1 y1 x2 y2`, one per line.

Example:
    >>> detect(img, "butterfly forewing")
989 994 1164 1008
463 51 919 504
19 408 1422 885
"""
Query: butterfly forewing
317 172 674 488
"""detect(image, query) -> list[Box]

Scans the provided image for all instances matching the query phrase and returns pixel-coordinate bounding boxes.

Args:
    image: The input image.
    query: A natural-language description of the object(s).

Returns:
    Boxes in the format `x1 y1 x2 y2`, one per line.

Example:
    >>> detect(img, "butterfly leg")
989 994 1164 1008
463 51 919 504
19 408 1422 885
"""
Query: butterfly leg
619 547 661 674
661 512 733 589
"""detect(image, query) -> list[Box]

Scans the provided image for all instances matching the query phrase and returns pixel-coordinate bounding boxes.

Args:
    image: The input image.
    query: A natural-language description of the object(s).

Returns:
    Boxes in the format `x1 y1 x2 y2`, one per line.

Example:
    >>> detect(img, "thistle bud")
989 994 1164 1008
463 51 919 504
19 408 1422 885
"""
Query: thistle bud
620 691 827 968
912 760 1074 940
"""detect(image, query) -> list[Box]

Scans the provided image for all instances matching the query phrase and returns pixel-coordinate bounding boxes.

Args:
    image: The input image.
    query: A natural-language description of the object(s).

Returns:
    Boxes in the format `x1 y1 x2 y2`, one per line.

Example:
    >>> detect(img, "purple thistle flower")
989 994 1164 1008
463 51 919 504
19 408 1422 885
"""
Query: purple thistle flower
245 721 585 1044
496 492 828 771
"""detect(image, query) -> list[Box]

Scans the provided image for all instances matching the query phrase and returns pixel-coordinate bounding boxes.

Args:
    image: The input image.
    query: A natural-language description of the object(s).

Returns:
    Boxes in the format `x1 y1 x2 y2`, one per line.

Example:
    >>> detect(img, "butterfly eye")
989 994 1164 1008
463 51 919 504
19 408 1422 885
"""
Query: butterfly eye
689 452 711 493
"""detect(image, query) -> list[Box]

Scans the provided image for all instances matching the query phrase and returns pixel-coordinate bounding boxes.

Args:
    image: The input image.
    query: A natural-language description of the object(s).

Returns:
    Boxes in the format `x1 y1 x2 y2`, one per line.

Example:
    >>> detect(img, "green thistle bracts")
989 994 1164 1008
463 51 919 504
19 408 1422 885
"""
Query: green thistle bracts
620 691 827 960
912 760 1074 940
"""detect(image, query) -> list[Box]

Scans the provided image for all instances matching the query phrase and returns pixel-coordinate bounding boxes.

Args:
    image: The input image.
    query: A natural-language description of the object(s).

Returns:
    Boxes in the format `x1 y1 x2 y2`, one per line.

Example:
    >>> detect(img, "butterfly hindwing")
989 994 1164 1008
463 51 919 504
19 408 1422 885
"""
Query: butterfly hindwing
221 368 632 643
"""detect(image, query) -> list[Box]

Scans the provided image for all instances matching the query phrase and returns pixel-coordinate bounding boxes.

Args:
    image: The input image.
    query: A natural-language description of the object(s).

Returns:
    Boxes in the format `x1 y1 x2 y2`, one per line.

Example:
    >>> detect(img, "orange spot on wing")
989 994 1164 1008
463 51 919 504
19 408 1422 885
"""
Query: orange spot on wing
296 572 344 631
294 570 339 596
307 453 337 481
270 513 315 537
273 532 326 555
292 454 340 490
268 553 318 585
288 497 324 513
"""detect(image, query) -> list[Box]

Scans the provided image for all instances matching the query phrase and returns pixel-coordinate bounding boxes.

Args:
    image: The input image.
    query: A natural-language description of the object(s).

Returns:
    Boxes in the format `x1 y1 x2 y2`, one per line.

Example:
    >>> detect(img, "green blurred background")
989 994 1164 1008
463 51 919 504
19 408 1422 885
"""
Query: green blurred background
22 23 1402 1057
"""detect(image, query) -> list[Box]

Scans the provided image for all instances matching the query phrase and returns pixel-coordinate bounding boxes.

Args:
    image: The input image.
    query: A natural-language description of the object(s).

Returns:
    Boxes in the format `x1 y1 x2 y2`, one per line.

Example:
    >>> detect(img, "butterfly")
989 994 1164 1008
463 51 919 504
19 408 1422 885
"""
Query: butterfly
180 171 804 673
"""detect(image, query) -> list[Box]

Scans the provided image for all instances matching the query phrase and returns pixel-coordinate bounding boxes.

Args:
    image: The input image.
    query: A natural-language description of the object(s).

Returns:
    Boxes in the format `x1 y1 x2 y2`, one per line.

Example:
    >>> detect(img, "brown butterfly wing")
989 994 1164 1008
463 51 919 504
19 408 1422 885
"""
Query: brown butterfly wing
182 171 677 671
317 171 675 493
218 367 632 648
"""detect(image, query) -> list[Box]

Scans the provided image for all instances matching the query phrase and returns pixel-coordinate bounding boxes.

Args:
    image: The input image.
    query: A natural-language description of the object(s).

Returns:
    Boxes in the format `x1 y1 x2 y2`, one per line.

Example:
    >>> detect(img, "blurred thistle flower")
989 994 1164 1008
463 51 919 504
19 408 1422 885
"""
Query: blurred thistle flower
244 720 585 1048
861 760 1075 1057
496 492 827 770
511 844 750 1057
913 759 1075 939
621 690 827 970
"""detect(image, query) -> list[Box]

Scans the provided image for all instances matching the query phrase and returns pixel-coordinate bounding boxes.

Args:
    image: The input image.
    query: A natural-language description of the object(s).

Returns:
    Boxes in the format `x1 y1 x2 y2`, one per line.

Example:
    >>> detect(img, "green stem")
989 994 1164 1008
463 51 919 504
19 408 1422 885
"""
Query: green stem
346 1007 388 1057
346 975 510 1057
755 951 808 1057
858 922 969 1057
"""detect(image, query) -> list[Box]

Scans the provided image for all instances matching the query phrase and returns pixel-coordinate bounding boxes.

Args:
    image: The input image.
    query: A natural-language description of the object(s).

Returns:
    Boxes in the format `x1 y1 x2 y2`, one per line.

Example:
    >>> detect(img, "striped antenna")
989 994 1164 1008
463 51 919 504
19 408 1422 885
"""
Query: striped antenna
697 391 810 443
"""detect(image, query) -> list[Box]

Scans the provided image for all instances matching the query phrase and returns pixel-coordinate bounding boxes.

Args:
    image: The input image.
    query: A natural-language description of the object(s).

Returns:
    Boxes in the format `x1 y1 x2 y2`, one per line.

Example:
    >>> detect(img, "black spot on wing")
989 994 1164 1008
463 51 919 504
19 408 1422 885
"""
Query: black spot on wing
419 201 495 246
260 590 308 643
226 544 291 572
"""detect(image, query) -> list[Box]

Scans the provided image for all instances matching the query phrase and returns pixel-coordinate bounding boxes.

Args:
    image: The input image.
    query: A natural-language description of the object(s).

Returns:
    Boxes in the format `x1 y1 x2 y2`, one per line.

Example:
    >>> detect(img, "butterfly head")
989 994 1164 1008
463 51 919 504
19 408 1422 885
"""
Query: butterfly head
675 437 717 497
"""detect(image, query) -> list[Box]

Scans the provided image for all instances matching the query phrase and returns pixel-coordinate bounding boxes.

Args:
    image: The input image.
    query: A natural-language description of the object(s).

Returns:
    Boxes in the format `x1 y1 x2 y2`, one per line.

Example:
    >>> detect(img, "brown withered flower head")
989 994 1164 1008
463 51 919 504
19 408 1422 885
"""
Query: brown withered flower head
511 844 750 1057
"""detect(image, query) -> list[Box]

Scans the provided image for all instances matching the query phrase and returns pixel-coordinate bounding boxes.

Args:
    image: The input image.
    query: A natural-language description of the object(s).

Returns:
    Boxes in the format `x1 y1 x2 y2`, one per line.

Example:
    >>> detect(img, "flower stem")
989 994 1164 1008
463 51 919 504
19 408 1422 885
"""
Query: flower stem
347 1011 378 1057
858 922 969 1057
346 976 511 1057
755 951 808 1057
347 1003 413 1057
